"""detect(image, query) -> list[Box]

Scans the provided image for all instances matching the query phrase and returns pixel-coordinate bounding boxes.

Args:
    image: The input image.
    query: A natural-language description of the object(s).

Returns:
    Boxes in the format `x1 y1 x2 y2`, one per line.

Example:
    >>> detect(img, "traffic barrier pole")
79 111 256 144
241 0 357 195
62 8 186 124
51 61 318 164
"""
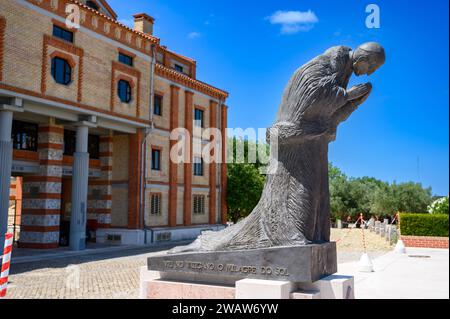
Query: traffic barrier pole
358 214 374 272
0 233 13 298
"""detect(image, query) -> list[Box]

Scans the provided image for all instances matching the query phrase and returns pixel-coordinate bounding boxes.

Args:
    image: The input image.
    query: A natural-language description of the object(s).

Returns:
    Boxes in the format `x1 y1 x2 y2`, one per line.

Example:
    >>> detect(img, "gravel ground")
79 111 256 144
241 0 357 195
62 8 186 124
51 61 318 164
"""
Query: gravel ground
331 228 393 263
5 229 392 299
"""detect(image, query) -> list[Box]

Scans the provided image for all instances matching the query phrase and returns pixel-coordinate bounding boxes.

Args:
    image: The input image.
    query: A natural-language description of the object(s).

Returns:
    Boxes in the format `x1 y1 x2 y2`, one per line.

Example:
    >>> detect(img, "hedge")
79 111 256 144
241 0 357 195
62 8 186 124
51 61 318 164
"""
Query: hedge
399 213 449 237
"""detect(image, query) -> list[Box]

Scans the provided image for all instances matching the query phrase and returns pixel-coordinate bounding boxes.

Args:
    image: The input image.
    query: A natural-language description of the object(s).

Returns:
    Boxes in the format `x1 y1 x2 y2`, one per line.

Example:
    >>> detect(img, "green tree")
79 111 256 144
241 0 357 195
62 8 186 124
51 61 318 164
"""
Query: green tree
394 182 432 213
225 137 269 223
226 163 265 223
329 163 352 220
428 196 449 215
370 182 397 217
371 182 432 215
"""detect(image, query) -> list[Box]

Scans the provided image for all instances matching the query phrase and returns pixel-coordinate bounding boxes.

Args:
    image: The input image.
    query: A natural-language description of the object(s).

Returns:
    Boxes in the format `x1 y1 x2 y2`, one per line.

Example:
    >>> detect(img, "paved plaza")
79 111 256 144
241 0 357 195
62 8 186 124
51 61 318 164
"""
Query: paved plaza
338 248 449 299
3 230 448 299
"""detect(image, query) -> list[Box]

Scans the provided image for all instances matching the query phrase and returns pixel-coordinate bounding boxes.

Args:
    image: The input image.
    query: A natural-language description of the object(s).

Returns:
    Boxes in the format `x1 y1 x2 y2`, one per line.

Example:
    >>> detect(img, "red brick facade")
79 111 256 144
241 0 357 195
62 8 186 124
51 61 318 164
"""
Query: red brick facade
168 85 180 227
1 0 229 248
401 236 449 249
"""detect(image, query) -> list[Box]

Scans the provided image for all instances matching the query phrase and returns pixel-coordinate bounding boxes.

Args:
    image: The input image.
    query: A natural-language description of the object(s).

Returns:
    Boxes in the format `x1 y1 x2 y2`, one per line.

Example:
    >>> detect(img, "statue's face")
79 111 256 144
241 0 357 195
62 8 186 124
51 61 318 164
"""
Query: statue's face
353 54 383 76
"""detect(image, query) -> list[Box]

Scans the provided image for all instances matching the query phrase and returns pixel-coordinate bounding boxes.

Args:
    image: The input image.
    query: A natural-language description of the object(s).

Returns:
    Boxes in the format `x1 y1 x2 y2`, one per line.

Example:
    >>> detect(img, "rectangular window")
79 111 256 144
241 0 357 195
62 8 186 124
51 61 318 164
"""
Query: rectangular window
154 95 163 116
151 149 161 171
174 64 184 73
63 130 100 159
150 194 162 215
193 157 203 176
193 195 206 215
11 120 38 151
88 135 100 159
119 53 133 66
194 108 204 128
53 25 74 43
63 129 76 156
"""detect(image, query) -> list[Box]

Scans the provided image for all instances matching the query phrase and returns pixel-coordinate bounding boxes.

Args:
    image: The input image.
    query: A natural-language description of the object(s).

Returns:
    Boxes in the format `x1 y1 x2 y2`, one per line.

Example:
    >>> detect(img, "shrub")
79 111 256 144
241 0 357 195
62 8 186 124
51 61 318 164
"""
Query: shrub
428 196 449 215
399 213 449 237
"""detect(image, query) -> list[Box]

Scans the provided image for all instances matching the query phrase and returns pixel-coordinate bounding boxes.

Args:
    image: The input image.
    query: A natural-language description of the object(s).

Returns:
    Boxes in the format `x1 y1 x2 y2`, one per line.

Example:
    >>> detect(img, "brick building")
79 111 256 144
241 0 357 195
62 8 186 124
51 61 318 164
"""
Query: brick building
0 0 228 249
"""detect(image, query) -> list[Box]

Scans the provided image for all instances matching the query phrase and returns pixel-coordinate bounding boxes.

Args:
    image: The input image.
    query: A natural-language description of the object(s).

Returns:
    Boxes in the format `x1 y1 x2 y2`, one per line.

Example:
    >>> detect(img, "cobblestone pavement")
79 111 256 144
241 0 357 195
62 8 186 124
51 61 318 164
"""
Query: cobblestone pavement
6 247 167 299
5 229 392 299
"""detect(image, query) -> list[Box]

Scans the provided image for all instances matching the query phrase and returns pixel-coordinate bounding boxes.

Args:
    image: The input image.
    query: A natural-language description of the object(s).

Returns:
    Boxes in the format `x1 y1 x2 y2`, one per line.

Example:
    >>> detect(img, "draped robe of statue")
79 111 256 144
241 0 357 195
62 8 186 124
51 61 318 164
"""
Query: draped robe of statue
172 46 370 253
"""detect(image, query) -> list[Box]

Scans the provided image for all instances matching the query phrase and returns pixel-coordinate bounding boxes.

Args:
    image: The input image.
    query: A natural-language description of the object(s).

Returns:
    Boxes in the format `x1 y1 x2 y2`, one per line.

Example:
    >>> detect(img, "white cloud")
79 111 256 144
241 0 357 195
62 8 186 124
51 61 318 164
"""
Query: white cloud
187 32 201 39
204 14 215 26
267 10 319 34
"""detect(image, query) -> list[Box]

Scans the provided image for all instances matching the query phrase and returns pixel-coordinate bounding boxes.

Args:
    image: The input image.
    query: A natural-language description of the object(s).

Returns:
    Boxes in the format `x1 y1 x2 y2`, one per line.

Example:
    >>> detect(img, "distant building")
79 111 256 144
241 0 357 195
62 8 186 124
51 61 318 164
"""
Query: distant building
0 0 228 249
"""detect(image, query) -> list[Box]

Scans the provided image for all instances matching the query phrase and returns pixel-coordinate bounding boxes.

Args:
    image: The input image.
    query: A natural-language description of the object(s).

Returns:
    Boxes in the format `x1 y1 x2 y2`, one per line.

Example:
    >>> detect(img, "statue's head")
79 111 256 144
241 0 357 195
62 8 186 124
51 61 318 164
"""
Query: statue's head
352 42 385 76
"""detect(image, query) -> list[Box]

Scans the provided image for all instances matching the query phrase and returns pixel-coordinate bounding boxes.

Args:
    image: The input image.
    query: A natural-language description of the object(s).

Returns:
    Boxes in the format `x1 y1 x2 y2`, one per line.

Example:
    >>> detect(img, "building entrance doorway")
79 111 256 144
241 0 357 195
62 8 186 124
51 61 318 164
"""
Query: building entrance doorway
59 178 72 246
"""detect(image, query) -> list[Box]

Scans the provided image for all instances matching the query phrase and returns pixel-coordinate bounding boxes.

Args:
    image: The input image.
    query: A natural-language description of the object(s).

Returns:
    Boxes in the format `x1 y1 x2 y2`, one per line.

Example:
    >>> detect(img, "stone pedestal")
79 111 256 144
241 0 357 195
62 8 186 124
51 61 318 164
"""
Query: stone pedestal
141 242 354 299
147 243 337 283
297 275 355 299
236 279 293 299
139 268 354 299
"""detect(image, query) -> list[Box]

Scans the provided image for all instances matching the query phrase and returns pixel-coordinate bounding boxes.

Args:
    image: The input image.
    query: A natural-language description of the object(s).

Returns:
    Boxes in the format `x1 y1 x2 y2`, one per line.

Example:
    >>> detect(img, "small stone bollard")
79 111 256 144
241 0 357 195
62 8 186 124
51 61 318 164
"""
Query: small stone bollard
380 223 386 237
389 226 398 245
375 221 381 234
386 225 392 242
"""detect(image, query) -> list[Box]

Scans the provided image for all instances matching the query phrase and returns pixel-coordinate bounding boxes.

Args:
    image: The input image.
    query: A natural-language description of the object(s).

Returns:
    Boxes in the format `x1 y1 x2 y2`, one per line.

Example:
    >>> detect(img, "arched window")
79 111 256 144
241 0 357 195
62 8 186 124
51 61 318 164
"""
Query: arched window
51 57 72 85
118 80 132 103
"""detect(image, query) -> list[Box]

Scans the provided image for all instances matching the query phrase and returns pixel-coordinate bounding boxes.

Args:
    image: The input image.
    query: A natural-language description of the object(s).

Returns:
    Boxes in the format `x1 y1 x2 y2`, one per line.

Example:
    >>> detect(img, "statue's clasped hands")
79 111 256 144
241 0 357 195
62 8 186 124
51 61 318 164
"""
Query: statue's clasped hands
347 82 372 102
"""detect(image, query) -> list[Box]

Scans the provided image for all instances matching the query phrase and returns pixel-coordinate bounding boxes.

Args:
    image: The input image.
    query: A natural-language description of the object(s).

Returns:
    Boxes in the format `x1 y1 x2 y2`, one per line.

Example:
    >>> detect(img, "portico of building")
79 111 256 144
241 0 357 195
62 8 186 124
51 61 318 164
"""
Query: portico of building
0 94 145 249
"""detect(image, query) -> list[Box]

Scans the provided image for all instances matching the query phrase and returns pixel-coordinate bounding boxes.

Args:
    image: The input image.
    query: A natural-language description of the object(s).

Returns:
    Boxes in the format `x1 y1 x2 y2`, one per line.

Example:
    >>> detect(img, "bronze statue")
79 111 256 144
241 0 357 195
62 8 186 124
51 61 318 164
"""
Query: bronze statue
172 42 385 253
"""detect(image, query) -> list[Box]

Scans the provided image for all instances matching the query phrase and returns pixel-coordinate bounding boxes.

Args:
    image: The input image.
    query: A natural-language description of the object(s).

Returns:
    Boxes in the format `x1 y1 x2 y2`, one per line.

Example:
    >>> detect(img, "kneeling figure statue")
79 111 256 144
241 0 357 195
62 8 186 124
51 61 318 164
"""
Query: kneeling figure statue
171 42 385 253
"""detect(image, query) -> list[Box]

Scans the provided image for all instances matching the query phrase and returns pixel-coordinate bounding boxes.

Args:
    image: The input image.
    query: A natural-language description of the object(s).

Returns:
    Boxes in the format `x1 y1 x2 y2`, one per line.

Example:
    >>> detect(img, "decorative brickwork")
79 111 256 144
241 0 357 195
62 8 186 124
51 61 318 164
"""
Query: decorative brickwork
41 35 84 101
155 64 228 100
88 134 113 228
0 16 5 82
209 100 218 224
8 177 22 239
401 236 449 249
168 85 179 227
128 130 143 229
110 61 141 117
184 91 194 226
19 122 64 249
220 105 228 224
26 0 159 52
1 0 229 239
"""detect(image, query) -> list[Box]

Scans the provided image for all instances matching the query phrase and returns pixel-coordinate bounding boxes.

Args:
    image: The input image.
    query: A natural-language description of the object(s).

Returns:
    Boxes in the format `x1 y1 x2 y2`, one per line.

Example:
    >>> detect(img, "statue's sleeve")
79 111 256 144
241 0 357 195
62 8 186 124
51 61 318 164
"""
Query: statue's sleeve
269 53 351 143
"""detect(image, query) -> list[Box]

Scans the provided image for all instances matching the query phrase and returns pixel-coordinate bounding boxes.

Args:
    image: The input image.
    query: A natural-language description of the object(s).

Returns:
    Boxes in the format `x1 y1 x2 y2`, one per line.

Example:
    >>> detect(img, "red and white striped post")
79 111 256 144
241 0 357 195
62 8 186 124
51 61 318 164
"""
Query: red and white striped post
0 233 13 298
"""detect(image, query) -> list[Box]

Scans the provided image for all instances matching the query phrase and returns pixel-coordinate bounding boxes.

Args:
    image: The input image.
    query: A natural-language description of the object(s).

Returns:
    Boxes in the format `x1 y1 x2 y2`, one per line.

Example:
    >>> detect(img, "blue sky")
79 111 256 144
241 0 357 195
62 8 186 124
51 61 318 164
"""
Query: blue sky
108 0 449 195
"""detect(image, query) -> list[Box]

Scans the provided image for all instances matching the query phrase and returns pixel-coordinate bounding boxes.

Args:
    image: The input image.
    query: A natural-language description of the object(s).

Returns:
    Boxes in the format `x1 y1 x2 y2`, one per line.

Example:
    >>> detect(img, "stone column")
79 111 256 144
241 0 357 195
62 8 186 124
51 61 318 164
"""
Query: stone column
69 124 91 251
20 121 63 249
0 109 13 245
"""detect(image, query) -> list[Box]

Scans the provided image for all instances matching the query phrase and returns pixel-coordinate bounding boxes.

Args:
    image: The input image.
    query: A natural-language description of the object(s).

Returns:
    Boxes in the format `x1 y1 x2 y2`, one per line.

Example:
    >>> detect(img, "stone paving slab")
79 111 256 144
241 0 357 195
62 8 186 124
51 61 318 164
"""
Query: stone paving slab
337 248 449 299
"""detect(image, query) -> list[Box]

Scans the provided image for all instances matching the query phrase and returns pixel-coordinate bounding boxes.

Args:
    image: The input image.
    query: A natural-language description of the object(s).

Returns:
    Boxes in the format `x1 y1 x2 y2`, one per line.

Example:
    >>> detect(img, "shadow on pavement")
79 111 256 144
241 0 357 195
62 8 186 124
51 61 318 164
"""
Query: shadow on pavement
9 241 191 275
